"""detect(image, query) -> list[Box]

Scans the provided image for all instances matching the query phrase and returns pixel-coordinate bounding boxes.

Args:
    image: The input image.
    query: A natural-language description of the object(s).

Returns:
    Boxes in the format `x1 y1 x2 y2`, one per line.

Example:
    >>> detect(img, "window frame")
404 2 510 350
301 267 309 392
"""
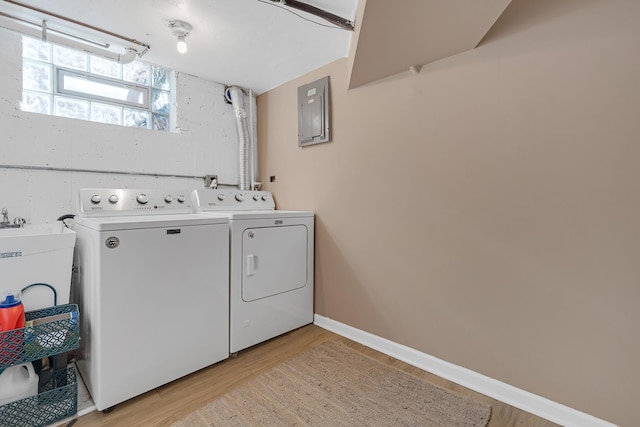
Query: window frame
20 36 172 132
55 67 151 109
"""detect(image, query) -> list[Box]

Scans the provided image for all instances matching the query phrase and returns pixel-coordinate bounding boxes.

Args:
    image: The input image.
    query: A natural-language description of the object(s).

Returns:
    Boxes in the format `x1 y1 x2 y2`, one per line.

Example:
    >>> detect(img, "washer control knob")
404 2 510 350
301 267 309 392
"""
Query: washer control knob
235 193 245 202
177 194 186 203
261 195 269 201
90 194 102 204
108 195 119 204
253 195 260 201
217 193 226 201
164 195 173 203
136 194 149 204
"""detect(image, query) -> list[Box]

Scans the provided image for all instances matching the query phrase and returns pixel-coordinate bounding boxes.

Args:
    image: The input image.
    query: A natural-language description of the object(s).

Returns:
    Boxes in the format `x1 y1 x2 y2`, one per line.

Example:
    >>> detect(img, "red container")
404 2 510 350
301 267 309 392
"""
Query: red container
0 291 25 365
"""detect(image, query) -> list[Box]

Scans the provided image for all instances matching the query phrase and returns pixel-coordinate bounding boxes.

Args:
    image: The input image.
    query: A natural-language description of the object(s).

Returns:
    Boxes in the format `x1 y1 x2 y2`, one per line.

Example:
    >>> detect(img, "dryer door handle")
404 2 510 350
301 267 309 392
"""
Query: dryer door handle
247 254 257 276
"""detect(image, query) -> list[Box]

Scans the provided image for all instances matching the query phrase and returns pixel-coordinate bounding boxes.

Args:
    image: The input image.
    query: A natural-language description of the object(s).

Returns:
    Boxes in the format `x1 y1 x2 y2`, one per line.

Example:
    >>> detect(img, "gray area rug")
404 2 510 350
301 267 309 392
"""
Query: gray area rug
171 341 491 427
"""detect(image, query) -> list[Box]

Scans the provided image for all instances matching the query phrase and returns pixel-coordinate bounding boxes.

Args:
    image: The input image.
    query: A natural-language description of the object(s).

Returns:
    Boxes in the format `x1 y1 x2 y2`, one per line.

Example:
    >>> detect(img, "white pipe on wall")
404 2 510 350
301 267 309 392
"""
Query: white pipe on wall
0 12 146 64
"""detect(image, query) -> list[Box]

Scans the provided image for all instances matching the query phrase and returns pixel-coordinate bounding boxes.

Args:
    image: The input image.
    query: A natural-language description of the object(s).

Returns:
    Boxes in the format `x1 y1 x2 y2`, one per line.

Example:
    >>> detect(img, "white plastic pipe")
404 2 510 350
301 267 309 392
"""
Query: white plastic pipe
0 15 142 64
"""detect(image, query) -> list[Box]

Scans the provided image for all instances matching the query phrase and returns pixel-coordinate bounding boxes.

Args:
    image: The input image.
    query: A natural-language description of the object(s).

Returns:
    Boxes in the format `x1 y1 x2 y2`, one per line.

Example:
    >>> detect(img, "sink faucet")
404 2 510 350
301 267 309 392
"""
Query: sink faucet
0 207 25 228
1 207 9 225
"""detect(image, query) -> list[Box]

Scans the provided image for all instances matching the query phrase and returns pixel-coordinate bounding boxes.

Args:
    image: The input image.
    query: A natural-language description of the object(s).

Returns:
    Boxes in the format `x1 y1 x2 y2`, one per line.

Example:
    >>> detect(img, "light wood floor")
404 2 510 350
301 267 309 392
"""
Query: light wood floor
71 325 559 427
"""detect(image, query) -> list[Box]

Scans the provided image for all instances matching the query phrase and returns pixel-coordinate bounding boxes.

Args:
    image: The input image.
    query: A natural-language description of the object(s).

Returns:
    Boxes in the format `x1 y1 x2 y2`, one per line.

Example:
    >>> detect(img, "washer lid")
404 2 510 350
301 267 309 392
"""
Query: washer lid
73 213 228 232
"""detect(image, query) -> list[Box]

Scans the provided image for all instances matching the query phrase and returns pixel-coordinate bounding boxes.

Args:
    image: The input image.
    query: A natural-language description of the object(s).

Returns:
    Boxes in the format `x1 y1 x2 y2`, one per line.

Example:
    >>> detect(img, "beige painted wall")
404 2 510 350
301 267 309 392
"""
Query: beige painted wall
257 0 640 425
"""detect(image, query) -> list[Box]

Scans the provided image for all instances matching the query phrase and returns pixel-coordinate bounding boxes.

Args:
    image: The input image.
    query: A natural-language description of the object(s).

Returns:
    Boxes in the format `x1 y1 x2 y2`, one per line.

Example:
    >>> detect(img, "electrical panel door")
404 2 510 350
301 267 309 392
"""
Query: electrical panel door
298 76 331 146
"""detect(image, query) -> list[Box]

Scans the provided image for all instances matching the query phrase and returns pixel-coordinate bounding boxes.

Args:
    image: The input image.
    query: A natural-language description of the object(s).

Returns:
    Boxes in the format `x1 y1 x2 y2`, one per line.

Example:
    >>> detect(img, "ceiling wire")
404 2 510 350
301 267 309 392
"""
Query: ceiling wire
256 0 347 30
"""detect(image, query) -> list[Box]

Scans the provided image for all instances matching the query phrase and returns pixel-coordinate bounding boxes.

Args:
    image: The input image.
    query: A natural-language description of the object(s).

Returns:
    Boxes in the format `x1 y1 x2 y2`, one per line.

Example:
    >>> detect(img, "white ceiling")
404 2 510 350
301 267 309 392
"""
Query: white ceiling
2 0 358 93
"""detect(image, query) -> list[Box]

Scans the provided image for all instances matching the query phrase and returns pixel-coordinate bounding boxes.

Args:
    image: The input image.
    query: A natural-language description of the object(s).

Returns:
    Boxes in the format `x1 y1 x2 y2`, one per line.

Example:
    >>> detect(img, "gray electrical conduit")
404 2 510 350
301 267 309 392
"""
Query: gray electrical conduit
0 164 237 187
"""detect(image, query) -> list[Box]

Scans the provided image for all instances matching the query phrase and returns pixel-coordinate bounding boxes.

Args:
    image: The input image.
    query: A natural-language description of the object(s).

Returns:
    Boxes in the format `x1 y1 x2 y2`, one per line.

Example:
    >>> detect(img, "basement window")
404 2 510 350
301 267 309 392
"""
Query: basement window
20 36 172 132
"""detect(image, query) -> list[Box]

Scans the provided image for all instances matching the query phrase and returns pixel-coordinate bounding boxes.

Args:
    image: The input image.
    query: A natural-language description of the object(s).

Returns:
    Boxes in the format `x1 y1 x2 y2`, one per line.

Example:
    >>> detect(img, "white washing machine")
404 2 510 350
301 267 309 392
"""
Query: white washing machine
192 188 314 353
72 188 229 411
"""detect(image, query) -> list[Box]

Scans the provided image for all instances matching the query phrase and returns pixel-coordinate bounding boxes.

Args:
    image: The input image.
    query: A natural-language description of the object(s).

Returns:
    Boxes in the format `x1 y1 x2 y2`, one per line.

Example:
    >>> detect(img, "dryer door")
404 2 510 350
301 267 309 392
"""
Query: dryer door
242 225 308 301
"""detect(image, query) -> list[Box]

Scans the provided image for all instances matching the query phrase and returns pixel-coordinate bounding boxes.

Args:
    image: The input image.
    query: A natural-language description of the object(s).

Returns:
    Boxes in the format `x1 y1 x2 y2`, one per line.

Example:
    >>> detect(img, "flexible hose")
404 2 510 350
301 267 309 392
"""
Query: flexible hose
21 283 58 307
229 86 251 190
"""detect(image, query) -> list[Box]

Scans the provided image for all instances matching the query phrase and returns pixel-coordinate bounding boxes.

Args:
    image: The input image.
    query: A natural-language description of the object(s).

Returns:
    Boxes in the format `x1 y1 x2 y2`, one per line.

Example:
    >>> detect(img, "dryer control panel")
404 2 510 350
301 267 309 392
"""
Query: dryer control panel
78 188 193 216
192 189 275 211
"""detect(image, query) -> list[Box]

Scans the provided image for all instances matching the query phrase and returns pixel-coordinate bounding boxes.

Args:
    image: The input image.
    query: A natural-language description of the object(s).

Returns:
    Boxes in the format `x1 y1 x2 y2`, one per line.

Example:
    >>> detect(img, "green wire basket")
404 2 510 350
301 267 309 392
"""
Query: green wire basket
0 304 80 368
0 304 80 426
0 365 78 427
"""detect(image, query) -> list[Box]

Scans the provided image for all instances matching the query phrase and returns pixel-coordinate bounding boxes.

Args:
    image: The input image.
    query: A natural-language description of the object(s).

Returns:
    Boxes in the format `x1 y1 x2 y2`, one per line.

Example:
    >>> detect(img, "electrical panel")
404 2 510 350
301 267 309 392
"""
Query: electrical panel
298 76 331 147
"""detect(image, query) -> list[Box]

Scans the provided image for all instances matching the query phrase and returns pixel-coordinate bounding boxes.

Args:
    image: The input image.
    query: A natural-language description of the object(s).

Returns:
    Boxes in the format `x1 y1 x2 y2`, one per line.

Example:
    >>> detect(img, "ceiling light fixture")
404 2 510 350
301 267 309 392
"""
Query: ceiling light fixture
169 20 192 54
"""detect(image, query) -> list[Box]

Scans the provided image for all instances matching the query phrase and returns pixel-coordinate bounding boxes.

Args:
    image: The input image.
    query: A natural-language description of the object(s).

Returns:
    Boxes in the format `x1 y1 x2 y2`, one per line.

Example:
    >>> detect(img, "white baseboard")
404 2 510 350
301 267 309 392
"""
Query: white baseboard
314 314 616 427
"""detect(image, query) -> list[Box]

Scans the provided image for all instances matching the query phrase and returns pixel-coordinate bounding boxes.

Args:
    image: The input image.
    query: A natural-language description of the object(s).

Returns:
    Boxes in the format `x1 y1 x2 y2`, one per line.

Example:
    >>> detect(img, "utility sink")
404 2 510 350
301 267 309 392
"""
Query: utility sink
0 223 76 311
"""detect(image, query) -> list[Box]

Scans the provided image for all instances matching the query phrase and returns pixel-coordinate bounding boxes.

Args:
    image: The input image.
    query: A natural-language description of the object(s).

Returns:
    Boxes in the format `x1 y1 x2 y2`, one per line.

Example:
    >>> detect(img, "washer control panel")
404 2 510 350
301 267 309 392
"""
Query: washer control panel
78 188 192 216
192 189 275 211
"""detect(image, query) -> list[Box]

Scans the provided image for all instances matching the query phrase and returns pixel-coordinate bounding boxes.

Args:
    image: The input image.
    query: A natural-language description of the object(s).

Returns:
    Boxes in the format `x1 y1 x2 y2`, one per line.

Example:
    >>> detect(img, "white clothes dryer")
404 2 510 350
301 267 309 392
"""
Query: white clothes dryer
72 188 229 411
192 188 314 353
